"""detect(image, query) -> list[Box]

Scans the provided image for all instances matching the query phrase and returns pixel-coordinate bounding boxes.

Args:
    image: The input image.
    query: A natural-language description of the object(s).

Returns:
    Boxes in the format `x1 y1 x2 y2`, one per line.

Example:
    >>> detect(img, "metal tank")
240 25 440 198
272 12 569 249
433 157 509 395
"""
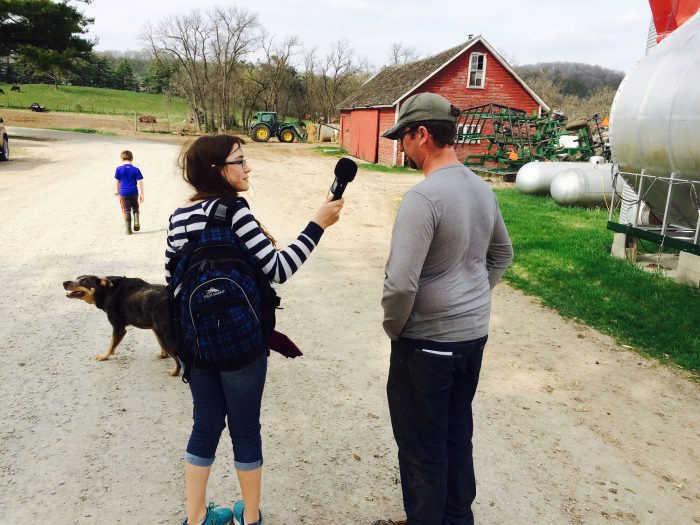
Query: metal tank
609 10 700 229
516 160 611 195
550 164 621 206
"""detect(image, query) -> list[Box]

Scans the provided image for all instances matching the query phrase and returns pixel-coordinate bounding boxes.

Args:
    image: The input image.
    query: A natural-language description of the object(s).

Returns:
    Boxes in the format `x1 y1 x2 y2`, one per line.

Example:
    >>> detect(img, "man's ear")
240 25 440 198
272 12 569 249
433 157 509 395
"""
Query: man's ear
100 278 113 288
417 126 429 145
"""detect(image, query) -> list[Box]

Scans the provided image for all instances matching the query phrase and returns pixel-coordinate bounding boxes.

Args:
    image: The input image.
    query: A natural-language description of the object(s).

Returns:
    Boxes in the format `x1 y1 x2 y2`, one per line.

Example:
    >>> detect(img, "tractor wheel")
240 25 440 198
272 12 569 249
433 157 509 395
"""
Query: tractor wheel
279 129 295 143
252 124 271 142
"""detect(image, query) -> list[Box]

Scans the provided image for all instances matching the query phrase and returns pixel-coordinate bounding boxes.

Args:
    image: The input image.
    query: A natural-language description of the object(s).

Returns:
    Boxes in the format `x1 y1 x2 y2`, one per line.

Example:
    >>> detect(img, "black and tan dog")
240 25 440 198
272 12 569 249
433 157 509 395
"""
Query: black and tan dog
63 275 180 376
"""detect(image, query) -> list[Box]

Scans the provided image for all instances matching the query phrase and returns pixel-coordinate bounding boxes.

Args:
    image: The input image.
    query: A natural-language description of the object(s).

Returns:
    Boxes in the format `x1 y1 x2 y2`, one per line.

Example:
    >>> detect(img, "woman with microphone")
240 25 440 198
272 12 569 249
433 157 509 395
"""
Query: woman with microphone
165 134 344 525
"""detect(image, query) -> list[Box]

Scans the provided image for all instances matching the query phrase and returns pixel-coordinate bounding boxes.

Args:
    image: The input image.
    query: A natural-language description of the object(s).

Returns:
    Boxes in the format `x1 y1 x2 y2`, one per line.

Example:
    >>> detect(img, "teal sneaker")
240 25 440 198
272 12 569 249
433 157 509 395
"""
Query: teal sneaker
232 500 262 525
182 502 234 525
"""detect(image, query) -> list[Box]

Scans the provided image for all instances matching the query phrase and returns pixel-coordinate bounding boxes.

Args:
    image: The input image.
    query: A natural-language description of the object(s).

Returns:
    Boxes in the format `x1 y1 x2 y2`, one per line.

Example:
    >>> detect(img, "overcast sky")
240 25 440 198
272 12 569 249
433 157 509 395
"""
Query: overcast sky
83 0 653 72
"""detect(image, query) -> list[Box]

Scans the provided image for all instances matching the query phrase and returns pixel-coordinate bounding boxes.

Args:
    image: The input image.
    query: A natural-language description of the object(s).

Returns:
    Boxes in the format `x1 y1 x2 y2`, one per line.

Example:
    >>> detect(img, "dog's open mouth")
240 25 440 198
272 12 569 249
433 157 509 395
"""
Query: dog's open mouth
66 291 86 298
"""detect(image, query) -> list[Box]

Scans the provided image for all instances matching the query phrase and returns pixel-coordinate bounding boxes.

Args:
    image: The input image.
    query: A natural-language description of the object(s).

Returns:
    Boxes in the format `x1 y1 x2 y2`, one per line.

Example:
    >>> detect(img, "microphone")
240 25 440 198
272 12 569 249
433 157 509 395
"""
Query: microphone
330 157 357 201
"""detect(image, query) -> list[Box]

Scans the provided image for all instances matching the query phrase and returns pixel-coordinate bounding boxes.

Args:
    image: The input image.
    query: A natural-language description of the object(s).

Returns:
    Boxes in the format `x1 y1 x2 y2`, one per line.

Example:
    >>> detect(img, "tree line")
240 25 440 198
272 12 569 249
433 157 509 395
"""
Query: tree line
140 7 372 131
1 2 373 132
514 62 625 120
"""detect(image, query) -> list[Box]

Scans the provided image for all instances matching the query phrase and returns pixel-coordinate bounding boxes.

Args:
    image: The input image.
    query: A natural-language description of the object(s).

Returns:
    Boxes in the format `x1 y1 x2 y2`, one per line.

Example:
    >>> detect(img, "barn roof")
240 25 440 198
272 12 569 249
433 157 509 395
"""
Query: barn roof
338 36 549 112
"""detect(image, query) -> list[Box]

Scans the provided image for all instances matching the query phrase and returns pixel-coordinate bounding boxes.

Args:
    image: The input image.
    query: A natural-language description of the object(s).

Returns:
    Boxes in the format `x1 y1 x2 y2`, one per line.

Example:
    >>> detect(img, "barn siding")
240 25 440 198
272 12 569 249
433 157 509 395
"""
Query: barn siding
407 43 541 165
378 108 397 165
415 42 540 115
340 110 351 150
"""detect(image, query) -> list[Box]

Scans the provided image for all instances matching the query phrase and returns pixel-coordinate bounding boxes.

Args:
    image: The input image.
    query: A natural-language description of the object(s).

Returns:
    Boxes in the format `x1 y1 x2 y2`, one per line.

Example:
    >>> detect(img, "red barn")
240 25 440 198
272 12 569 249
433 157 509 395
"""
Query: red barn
338 36 549 166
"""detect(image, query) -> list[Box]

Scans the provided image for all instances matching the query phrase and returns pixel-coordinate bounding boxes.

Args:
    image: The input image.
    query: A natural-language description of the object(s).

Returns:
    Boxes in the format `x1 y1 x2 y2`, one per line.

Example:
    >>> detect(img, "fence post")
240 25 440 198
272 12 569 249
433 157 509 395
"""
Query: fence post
133 110 137 132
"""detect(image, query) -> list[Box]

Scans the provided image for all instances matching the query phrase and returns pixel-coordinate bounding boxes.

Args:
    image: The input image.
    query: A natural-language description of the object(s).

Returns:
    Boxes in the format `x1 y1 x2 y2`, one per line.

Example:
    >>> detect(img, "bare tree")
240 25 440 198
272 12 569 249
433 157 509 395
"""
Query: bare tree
300 48 322 120
314 39 367 122
259 33 301 115
141 12 209 130
209 7 260 130
388 42 419 65
239 34 305 128
140 7 259 132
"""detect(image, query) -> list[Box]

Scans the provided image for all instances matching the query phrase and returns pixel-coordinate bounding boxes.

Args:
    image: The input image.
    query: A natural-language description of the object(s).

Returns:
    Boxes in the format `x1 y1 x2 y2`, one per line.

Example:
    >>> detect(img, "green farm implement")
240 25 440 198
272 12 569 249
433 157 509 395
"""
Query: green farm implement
455 103 609 180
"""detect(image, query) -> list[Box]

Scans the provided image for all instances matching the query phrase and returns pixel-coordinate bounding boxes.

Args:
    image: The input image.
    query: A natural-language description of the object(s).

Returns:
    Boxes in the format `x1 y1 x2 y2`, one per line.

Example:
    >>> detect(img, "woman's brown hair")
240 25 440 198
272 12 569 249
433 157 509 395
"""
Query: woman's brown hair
179 134 276 244
179 134 245 201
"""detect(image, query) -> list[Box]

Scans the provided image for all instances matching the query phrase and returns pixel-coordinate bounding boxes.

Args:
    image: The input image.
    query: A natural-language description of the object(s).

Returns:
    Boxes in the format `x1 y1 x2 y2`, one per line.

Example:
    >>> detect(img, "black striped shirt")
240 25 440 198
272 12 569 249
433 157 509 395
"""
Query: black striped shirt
165 198 323 285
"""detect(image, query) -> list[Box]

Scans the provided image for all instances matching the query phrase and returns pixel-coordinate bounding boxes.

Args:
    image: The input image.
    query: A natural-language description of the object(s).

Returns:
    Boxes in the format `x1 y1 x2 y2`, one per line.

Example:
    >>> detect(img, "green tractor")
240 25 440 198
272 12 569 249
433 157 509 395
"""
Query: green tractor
249 112 307 143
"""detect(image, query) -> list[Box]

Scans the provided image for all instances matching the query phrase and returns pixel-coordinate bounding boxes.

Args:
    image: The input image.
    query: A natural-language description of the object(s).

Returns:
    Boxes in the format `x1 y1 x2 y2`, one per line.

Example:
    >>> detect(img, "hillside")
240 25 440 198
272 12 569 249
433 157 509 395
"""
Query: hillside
514 62 625 119
0 84 189 120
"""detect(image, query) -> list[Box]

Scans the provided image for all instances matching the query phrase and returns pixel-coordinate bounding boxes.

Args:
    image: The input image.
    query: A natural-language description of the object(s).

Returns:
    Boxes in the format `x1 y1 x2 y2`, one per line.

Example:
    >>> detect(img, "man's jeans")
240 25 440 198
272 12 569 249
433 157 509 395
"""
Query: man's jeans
387 336 487 525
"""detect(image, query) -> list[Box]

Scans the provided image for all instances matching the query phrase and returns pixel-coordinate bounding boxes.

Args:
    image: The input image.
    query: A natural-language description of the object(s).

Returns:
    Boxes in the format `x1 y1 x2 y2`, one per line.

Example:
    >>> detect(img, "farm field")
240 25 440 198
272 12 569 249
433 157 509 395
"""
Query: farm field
0 129 698 524
0 84 189 119
0 106 189 137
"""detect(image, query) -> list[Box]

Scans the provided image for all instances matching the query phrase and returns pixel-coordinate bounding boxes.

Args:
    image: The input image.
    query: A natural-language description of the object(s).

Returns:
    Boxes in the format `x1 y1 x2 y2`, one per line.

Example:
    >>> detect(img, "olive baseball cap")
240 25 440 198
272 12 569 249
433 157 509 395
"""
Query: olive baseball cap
382 92 459 140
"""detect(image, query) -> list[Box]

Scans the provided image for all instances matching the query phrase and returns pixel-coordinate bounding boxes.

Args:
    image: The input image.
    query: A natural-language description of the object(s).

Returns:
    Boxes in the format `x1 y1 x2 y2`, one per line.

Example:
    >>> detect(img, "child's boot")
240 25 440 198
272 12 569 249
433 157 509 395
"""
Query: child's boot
125 220 132 235
133 212 140 231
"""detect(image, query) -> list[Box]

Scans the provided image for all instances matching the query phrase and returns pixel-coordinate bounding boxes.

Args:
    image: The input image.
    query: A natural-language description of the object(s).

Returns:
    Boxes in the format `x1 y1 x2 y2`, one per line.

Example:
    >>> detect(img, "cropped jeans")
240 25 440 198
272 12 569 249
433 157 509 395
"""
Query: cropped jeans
185 354 267 471
387 335 488 525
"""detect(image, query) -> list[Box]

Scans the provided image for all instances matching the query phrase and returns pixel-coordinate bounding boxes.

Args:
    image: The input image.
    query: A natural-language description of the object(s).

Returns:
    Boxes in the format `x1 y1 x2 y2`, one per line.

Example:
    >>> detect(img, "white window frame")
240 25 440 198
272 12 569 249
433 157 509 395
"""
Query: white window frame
458 123 481 144
468 52 487 89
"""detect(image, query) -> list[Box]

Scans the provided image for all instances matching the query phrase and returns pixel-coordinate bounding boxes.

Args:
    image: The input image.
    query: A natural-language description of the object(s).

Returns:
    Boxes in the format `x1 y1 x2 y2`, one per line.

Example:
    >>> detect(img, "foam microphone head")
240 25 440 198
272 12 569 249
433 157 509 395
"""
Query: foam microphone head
331 158 357 200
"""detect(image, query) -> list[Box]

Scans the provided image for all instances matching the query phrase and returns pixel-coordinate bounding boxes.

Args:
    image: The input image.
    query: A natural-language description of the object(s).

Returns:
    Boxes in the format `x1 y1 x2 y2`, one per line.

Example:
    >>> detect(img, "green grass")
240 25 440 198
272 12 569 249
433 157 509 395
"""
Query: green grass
496 189 700 375
313 145 348 156
312 146 417 174
48 127 117 136
0 84 189 119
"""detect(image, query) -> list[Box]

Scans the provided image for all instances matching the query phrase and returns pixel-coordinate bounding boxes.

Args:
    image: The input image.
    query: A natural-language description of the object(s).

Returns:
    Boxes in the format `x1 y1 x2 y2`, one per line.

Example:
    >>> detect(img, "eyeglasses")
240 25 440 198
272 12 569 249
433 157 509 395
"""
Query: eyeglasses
398 127 416 144
217 159 246 168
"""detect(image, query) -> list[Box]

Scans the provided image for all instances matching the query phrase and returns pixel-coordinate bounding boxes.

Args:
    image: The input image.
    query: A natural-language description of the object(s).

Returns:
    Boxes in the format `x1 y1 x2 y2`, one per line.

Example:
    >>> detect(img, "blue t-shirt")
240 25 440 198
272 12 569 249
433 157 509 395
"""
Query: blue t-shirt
115 164 144 196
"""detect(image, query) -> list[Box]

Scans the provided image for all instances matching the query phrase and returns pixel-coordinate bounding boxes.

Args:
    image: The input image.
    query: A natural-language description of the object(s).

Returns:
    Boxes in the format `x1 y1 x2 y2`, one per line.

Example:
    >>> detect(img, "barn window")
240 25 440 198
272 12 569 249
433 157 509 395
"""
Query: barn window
468 52 486 88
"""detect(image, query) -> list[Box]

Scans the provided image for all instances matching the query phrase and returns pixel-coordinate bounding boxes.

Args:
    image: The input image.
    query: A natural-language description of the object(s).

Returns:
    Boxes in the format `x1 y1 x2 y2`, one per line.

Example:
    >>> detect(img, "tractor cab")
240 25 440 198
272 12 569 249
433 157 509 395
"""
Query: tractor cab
257 112 278 125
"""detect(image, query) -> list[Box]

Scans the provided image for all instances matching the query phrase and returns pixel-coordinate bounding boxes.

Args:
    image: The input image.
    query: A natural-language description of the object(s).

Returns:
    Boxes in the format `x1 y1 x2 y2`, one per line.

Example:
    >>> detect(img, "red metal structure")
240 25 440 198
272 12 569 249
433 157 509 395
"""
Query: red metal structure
648 0 700 41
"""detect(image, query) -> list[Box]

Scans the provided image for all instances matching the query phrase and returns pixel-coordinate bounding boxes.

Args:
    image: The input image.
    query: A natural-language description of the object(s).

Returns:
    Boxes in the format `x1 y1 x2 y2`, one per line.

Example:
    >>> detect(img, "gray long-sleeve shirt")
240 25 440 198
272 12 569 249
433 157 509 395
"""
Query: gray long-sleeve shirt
382 163 513 342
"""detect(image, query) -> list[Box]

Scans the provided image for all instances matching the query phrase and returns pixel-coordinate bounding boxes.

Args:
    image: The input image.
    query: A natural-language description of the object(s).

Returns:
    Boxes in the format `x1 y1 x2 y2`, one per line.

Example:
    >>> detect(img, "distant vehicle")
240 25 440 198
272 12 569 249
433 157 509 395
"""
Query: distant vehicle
249 112 307 143
30 103 46 112
0 117 9 161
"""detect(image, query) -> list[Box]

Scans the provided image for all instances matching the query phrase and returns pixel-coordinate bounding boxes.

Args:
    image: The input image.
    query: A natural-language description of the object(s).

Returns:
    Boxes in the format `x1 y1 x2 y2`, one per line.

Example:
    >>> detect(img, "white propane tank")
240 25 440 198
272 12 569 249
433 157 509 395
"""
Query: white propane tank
516 161 598 195
550 164 621 206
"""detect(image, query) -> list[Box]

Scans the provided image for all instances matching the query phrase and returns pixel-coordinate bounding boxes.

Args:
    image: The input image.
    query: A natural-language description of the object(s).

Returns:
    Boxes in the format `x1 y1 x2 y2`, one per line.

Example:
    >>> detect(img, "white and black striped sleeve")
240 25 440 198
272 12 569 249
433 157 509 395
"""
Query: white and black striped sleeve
231 200 323 284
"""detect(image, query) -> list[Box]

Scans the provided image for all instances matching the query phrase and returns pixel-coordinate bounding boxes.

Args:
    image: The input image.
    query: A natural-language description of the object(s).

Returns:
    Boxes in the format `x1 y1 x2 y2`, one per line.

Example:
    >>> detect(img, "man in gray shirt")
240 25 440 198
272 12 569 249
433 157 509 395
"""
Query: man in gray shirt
381 92 513 525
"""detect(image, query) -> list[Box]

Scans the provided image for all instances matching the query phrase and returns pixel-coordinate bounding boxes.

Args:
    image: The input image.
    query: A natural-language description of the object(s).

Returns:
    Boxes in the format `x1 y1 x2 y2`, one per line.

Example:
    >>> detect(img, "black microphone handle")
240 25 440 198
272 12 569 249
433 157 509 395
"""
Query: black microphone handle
331 178 347 201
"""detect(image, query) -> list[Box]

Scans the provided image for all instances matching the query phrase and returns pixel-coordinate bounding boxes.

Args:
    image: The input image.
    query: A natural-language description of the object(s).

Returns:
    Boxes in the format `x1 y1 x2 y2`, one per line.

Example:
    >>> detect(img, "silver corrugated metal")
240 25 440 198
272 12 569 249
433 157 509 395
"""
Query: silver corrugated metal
609 10 700 229
646 18 658 53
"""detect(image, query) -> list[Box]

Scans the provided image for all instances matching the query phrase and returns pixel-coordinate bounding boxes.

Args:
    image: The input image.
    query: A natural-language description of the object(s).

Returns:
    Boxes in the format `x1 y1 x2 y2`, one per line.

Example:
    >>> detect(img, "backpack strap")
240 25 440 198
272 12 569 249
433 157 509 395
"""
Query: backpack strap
210 197 248 228
167 197 241 294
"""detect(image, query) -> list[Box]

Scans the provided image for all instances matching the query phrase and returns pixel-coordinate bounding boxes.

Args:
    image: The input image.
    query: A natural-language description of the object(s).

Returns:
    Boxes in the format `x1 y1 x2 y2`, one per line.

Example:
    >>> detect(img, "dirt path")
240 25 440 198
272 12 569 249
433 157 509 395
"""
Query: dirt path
0 129 698 525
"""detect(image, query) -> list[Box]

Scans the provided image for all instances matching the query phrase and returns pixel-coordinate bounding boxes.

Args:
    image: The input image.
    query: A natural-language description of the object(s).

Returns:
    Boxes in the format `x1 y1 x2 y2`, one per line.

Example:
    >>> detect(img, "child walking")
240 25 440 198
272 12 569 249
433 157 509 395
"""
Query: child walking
114 150 144 234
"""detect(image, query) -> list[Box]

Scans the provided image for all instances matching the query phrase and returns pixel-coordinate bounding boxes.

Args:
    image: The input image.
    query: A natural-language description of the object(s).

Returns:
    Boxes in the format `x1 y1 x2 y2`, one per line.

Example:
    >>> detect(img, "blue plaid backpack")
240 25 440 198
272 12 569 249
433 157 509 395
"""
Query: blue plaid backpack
167 198 279 382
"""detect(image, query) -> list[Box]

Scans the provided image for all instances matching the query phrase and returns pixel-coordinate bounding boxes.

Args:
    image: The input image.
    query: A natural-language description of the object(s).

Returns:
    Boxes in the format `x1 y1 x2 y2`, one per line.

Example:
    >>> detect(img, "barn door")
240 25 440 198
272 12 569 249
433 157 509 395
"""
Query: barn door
349 109 379 163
